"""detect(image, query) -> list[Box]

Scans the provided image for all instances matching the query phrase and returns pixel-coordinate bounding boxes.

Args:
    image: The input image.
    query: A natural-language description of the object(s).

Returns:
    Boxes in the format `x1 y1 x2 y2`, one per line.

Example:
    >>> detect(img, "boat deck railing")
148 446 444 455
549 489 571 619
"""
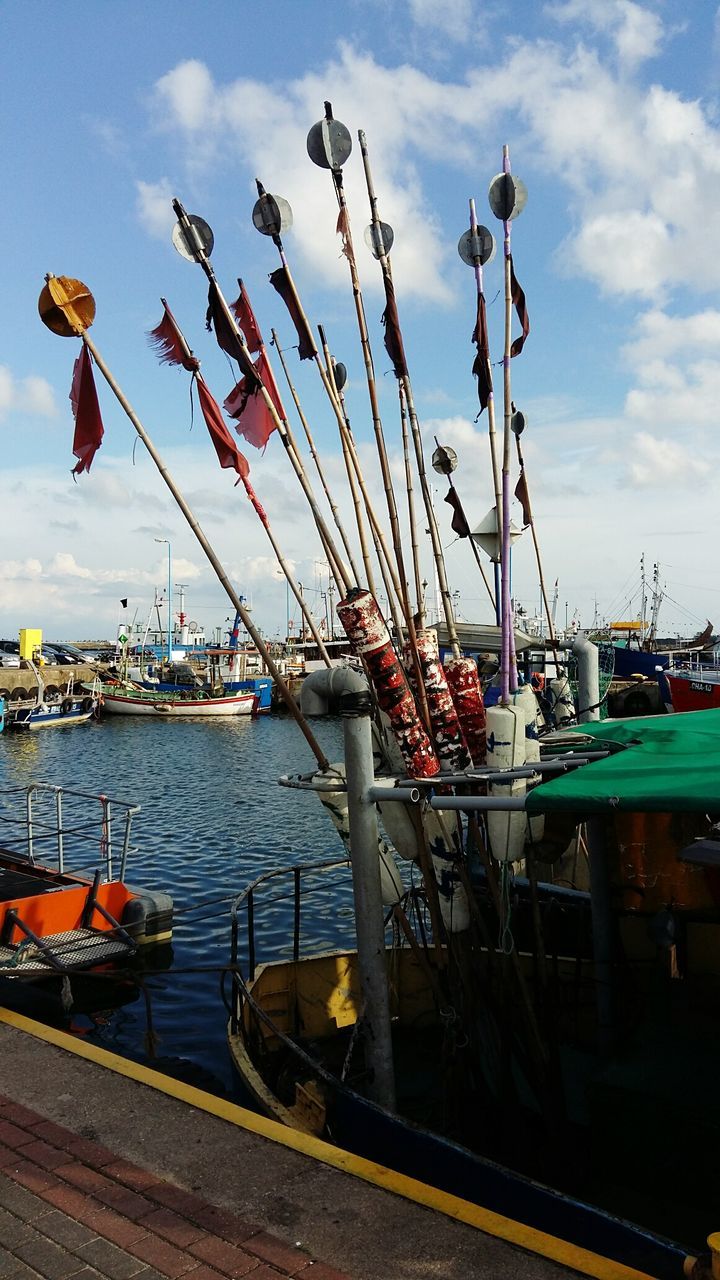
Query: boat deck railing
0 783 140 882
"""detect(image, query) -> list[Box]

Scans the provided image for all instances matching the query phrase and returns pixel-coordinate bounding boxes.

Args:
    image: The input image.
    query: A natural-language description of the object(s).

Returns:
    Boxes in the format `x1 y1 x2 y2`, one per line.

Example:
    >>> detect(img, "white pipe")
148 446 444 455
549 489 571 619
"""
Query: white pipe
572 633 600 723
300 666 368 716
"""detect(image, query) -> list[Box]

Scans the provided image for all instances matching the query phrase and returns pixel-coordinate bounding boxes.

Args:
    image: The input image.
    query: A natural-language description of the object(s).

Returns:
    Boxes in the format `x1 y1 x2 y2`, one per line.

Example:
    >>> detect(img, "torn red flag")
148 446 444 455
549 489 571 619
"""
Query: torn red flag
381 276 408 379
268 267 315 360
205 280 261 387
148 300 199 372
230 279 263 355
224 350 283 451
196 378 249 479
70 344 104 476
509 256 530 357
444 486 471 538
514 467 531 527
471 292 492 413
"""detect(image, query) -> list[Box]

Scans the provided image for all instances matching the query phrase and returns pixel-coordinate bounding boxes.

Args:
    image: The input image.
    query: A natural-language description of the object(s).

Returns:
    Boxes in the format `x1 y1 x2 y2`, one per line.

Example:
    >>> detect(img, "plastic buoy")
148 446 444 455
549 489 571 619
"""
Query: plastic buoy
486 703 526 863
514 684 545 844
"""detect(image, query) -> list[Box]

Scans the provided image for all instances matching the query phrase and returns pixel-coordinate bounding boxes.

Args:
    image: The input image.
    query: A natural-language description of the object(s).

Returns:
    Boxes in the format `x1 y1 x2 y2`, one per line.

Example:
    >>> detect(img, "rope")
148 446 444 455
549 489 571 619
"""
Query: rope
499 861 515 955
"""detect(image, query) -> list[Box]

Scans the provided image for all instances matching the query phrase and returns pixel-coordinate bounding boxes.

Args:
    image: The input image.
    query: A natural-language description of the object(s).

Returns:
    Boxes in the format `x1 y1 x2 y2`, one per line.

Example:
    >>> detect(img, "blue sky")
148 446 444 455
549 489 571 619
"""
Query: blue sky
2 0 719 643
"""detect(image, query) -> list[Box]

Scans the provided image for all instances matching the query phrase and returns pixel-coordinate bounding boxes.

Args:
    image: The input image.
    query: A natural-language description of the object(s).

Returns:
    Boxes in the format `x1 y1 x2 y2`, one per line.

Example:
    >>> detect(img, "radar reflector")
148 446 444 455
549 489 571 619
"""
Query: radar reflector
252 192 293 237
458 225 496 267
364 221 394 259
488 173 528 222
172 215 214 262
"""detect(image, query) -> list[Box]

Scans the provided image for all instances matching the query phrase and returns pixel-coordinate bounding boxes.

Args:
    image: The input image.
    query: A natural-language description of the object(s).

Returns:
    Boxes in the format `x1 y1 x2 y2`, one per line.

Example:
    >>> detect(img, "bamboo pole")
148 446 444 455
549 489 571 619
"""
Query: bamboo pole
469 197 504 591
513 433 560 670
43 287 329 769
268 327 361 586
399 383 424 622
171 200 350 598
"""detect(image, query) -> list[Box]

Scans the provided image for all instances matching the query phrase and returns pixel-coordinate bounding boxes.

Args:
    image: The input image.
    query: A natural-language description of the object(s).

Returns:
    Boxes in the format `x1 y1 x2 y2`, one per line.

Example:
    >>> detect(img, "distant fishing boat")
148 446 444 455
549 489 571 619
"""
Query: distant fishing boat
97 682 256 717
7 662 100 731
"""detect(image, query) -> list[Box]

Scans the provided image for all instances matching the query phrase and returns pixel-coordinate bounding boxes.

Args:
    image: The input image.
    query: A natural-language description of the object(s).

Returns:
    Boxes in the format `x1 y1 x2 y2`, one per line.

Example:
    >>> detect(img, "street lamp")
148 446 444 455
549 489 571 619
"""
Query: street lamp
155 538 172 662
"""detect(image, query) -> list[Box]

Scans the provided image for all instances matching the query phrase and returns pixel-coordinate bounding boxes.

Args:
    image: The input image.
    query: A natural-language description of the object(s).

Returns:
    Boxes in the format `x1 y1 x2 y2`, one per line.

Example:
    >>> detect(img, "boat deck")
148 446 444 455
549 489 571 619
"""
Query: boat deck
0 1013 590 1280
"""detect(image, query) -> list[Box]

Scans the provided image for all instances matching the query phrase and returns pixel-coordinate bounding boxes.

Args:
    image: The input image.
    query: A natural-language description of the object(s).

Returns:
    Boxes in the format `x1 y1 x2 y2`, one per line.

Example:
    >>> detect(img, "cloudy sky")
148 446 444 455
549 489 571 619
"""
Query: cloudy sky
2 0 719 644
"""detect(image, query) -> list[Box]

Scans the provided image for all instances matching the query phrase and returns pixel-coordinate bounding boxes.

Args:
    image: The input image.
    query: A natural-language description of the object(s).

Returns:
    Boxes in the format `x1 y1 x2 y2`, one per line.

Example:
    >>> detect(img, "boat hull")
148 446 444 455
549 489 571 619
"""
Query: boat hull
665 671 720 713
100 689 255 716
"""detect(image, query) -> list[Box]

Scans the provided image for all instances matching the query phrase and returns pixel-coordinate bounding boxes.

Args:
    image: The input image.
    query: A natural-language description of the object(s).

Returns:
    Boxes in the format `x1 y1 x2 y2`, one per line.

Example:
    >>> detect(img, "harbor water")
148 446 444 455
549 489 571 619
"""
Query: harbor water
0 713 352 1097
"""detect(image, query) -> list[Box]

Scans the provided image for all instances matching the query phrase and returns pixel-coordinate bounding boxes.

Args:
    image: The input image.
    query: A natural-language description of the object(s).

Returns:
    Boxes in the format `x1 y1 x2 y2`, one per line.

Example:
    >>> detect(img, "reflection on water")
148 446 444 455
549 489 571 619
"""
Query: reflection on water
0 714 347 1094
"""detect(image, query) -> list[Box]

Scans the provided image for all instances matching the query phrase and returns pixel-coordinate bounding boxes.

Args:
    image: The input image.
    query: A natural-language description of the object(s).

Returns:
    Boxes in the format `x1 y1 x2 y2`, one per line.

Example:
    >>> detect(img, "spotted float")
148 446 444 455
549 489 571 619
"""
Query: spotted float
444 657 487 766
336 589 440 779
404 630 470 773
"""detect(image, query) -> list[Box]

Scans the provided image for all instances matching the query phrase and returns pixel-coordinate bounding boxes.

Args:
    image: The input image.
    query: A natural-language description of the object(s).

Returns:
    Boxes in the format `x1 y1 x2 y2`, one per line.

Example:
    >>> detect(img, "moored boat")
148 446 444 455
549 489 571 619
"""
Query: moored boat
96 683 256 717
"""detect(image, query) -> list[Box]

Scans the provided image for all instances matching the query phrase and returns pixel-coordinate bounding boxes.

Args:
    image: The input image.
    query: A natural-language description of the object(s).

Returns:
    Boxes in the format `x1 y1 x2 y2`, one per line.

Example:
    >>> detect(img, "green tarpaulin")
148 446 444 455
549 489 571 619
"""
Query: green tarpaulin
526 709 720 815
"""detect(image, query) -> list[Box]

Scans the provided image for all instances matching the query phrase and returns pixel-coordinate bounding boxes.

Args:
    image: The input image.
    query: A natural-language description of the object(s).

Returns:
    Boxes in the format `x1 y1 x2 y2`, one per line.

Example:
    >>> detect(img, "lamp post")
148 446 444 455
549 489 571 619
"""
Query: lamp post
155 538 172 662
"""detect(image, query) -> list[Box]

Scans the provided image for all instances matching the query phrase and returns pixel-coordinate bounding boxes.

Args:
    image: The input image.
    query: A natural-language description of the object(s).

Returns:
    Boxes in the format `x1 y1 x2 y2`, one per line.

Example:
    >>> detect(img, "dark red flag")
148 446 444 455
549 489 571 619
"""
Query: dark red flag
514 467 531 527
268 267 315 360
205 281 261 387
147 299 199 372
381 276 408 379
224 351 282 451
196 378 249 479
471 292 492 413
509 256 530 357
444 486 471 538
230 280 263 355
69 345 104 476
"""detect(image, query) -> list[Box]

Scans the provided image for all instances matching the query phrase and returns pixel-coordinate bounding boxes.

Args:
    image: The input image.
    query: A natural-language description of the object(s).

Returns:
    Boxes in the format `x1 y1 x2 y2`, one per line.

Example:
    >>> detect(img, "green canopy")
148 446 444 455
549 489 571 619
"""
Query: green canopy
526 709 720 814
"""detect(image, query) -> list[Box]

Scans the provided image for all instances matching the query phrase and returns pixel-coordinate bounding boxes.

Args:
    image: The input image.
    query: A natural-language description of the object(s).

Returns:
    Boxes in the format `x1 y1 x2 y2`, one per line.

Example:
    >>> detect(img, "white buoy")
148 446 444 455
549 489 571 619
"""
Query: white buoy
315 764 404 905
513 684 545 844
486 702 527 863
548 675 575 728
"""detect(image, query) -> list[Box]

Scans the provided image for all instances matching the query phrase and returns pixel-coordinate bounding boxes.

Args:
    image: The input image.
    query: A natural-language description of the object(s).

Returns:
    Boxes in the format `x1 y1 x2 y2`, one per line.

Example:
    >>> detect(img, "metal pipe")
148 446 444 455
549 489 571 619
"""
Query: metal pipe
342 694 396 1111
572 633 601 722
429 795 527 812
585 817 616 1052
365 786 421 804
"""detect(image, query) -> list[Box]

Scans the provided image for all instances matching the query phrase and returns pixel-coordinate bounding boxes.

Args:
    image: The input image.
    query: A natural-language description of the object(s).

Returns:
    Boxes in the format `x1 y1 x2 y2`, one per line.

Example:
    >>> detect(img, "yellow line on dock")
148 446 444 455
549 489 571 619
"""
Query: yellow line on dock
0 1008 661 1280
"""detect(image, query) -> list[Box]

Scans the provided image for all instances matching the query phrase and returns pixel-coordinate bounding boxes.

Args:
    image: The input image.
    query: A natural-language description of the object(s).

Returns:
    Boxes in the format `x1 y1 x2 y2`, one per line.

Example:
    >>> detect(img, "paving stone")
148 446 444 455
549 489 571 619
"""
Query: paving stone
82 1206 150 1247
244 1230 312 1275
102 1159 162 1191
54 1161 113 1193
0 1253 46 1280
296 1266 349 1280
139 1206 206 1248
13 1232 87 1279
246 1268 292 1280
183 1268 243 1280
189 1235 260 1277
16 1138 72 1170
0 1119 34 1148
126 1232 199 1277
145 1182 210 1217
0 1174 55 1221
0 1140 23 1167
94 1180 155 1219
41 1182 97 1219
75 1235 150 1278
8 1160 62 1194
0 1102 44 1129
185 1204 260 1245
35 1207 99 1249
0 1204 35 1245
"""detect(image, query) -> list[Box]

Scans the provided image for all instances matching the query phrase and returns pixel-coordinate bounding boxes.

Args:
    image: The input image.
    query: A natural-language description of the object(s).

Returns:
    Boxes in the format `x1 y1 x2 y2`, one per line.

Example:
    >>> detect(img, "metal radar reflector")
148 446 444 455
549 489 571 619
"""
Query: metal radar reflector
171 214 214 263
252 190 293 238
458 224 496 267
38 276 96 336
364 221 394 260
307 103 352 171
511 406 527 436
332 359 348 393
472 506 522 563
431 444 458 475
488 173 528 222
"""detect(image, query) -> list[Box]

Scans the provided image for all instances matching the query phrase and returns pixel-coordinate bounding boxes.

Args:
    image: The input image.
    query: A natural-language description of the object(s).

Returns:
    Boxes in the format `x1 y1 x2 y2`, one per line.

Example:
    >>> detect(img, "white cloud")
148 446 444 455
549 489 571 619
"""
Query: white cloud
408 0 473 37
546 0 664 67
136 178 176 239
0 366 57 420
626 432 708 487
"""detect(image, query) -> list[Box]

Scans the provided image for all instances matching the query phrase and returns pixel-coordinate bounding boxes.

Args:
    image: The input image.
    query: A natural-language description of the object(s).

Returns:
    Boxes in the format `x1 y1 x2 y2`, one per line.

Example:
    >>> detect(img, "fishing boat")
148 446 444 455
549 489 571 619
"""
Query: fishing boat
0 782 172 982
97 682 257 717
7 663 100 730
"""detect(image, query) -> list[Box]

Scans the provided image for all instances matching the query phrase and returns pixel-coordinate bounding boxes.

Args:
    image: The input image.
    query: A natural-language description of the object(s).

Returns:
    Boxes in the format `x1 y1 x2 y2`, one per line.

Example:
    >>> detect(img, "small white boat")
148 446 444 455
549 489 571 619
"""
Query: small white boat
98 684 256 717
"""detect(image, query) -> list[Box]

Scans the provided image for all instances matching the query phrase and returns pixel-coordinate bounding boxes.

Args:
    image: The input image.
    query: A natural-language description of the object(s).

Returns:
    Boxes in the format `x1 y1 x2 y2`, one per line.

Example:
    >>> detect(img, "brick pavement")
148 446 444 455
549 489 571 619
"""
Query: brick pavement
0 1096 349 1280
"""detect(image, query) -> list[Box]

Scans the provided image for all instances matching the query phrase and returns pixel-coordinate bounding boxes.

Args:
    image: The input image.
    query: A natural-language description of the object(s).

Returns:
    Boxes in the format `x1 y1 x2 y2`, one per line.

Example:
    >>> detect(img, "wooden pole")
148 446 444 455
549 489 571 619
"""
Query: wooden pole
514 434 560 670
358 129 462 659
500 146 518 704
399 382 424 622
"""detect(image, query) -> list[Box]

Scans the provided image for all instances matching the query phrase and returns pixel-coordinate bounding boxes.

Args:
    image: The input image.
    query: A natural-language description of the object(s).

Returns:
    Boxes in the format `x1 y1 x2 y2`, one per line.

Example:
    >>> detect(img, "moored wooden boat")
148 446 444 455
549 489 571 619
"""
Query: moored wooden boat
97 682 256 717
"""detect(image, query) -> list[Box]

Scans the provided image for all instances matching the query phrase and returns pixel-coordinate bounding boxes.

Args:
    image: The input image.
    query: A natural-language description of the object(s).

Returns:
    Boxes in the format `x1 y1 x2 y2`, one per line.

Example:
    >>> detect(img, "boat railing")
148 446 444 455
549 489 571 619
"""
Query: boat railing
229 858 356 1036
0 783 141 882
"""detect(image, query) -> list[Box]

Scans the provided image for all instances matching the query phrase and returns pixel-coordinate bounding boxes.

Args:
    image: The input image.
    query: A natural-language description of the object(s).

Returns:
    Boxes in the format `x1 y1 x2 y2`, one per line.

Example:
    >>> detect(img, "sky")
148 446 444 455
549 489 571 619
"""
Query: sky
1 0 719 645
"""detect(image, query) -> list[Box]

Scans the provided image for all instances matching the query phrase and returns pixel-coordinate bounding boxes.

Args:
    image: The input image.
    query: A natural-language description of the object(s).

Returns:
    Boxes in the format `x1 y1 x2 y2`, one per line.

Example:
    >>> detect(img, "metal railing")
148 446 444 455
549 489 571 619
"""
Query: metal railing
0 783 141 881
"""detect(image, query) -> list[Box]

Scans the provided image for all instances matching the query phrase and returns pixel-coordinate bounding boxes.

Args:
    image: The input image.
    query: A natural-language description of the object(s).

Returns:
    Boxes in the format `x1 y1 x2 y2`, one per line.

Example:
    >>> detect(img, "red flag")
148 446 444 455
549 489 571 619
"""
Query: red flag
381 276 408 379
230 280 263 354
148 300 199 372
514 467 531 527
206 281 261 387
444 486 471 538
196 378 248 479
70 345 104 476
268 267 315 360
224 351 282 451
471 292 492 413
509 256 530 357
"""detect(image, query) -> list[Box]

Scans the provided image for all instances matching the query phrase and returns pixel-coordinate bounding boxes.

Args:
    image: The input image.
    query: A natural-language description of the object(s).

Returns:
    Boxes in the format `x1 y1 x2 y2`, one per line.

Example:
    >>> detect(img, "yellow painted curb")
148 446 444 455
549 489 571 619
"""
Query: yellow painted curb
0 1008 661 1280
